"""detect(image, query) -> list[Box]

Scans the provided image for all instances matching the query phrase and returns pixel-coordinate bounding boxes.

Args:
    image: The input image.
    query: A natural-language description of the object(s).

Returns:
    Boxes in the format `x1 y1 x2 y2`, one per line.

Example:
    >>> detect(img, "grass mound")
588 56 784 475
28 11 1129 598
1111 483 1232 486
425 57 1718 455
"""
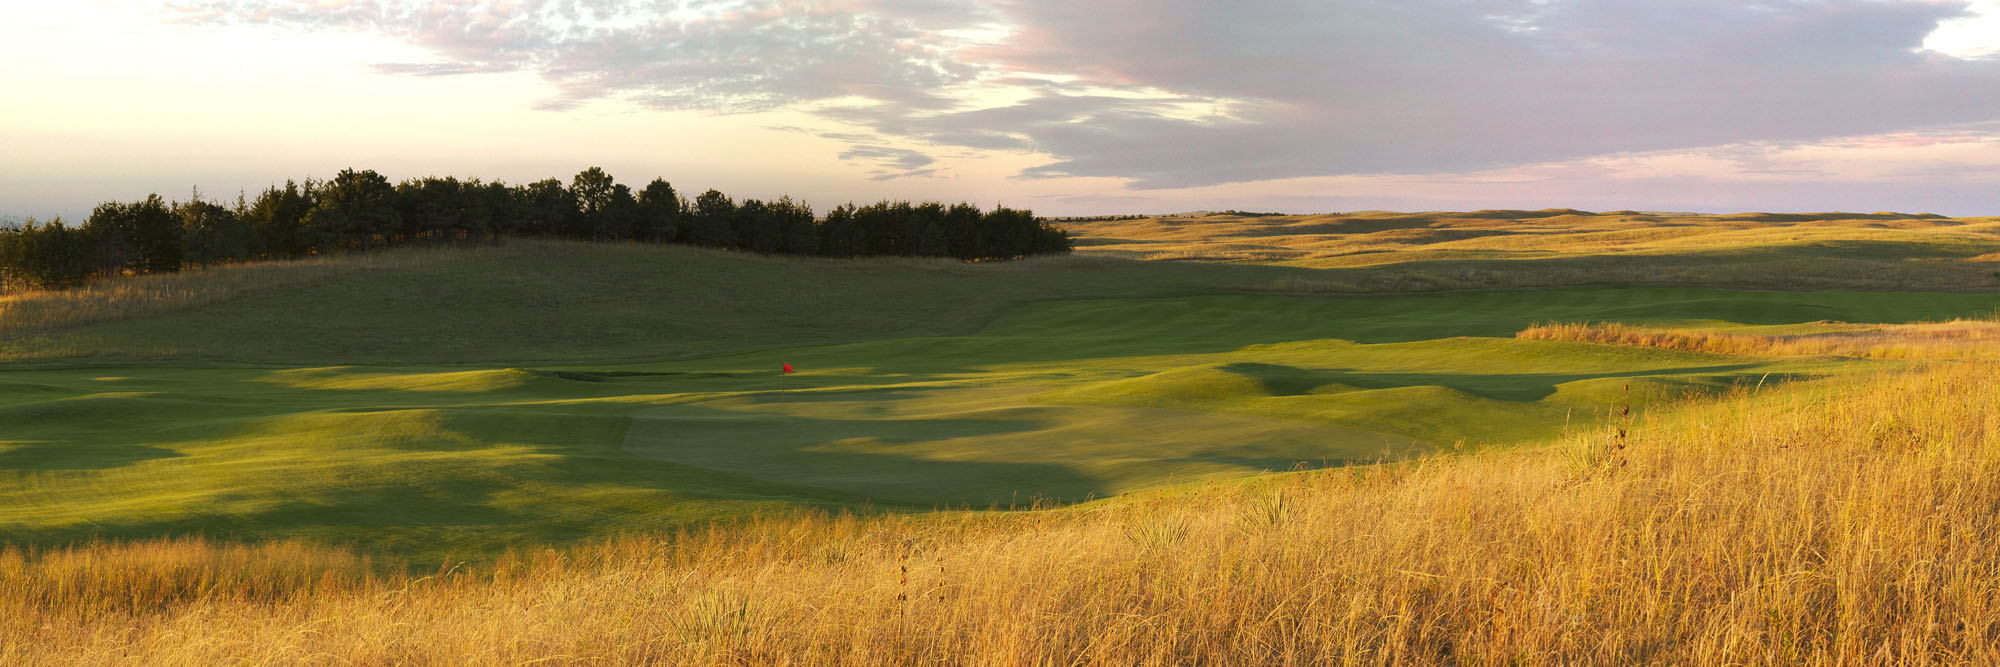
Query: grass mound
11 362 2000 664
1065 209 2000 290
7 214 2000 661
6 281 2000 558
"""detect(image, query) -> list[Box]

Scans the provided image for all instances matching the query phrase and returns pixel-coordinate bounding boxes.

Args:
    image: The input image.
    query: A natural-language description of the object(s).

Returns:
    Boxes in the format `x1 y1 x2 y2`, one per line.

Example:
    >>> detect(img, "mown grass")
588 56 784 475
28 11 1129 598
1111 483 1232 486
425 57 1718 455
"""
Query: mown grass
9 213 2000 662
9 358 2000 664
0 240 1287 364
9 210 2000 365
8 283 1997 561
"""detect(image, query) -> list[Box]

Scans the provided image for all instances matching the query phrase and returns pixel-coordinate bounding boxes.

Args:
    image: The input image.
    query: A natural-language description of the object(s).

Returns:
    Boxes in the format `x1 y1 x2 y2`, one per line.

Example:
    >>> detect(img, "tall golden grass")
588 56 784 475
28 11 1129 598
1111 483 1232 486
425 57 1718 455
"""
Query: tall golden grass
1071 210 2000 291
1519 319 2000 359
10 360 2000 664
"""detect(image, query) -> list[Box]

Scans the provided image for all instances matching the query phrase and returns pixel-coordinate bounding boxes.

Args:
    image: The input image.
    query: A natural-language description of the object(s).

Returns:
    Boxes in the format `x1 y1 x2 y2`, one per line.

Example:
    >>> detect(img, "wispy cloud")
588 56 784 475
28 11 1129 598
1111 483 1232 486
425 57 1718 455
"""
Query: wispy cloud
166 0 2000 193
838 144 936 180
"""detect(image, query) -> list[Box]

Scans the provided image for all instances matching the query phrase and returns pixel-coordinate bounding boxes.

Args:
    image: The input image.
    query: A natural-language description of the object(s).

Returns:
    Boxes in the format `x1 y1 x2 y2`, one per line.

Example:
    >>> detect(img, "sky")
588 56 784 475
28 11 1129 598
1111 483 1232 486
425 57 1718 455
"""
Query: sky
3 0 1999 221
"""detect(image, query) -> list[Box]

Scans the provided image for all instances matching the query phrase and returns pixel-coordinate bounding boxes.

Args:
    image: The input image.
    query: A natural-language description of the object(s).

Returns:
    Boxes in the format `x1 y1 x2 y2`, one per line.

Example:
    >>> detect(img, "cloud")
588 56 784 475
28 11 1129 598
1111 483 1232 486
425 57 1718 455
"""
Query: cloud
167 0 2000 191
168 0 986 112
837 144 936 179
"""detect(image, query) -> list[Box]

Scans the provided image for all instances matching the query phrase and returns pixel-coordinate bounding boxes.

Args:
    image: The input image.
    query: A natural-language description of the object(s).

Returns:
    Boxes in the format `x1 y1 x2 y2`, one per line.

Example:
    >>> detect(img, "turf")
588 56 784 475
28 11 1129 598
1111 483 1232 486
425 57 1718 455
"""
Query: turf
0 242 1298 365
8 243 2000 560
10 212 2000 561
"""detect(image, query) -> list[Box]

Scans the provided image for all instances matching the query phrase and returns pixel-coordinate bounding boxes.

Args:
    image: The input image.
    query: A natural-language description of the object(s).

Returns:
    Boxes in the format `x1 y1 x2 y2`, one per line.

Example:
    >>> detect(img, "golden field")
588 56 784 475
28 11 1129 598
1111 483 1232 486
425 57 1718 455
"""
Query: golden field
1064 210 2000 291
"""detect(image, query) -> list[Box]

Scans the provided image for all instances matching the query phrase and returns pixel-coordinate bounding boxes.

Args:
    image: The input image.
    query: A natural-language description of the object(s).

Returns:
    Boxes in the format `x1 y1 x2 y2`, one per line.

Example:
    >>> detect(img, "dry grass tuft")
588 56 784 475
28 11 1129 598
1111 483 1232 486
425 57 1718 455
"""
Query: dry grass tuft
1076 210 2000 291
1519 319 2000 358
13 360 2000 663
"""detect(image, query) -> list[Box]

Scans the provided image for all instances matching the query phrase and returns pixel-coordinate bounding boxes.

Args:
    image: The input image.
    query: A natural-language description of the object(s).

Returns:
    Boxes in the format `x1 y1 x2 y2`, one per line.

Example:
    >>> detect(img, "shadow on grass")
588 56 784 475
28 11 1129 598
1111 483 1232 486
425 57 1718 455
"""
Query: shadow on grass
622 399 1112 508
0 399 901 564
1216 361 1773 401
0 440 184 470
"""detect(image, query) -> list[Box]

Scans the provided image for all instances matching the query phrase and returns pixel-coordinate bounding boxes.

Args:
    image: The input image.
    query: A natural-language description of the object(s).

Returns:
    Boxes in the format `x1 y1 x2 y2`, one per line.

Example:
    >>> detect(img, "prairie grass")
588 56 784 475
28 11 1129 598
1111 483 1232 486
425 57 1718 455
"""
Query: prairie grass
1070 210 2000 291
11 360 2000 664
0 245 480 335
1519 318 2000 359
14 214 2000 663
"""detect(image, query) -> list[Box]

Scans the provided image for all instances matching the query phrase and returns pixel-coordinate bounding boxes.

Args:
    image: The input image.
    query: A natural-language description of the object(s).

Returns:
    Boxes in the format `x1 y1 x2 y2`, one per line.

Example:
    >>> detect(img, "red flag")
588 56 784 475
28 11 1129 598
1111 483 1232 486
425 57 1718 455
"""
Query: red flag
782 362 794 374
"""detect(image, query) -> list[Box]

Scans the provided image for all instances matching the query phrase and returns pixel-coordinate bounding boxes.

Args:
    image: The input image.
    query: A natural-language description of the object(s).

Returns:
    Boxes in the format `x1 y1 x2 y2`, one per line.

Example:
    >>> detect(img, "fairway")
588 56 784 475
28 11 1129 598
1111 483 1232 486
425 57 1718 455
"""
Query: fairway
15 5 2000 659
625 387 1421 506
9 267 2000 560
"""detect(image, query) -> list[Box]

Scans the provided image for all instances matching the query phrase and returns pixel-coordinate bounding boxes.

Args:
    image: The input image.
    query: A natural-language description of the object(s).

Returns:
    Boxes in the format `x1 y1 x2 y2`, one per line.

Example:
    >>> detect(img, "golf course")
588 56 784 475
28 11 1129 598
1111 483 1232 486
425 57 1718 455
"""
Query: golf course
11 209 2000 663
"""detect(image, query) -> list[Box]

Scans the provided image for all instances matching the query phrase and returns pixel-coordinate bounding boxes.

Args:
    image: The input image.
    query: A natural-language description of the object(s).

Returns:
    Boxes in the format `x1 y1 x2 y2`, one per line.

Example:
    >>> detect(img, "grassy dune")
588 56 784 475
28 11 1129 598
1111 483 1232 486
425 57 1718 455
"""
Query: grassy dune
10 359 2000 664
9 212 2000 662
8 280 1998 559
1068 209 2000 291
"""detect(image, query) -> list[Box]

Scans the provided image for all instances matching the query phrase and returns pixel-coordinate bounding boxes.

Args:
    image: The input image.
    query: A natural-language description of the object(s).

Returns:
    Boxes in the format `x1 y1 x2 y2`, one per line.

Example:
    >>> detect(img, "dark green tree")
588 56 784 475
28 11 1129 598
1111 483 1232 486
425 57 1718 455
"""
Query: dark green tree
178 198 251 266
773 196 819 255
942 202 983 259
908 202 948 257
604 183 641 241
636 178 683 243
687 189 737 248
85 194 181 274
83 203 137 273
242 180 317 257
819 203 858 257
480 181 522 238
737 198 782 253
568 167 617 240
516 178 574 238
396 176 495 243
2 219 93 287
305 169 400 250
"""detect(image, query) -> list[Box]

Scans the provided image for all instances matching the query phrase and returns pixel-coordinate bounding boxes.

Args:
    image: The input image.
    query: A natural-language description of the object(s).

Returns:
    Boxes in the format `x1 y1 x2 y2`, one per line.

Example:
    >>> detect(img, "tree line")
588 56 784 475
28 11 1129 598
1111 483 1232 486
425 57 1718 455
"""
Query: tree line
0 167 1072 290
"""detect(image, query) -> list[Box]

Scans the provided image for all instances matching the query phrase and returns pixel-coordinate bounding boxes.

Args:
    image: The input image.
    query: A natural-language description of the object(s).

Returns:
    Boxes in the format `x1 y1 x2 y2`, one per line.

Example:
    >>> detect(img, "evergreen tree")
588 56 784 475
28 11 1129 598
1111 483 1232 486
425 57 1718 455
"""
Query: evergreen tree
738 198 781 253
909 202 948 257
851 201 907 255
568 167 617 240
83 202 137 274
516 179 574 238
0 168 1071 292
774 196 819 255
396 176 495 243
480 181 521 238
2 219 93 287
636 178 683 243
604 183 641 241
305 169 400 250
688 189 737 248
943 202 983 259
84 194 181 274
820 203 858 257
178 198 251 266
242 180 317 257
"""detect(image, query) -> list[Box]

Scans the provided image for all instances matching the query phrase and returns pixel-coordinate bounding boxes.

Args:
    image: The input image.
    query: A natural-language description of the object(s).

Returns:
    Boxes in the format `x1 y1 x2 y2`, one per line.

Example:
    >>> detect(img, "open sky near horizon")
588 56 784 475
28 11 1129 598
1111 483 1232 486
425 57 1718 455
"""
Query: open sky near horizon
3 0 1999 221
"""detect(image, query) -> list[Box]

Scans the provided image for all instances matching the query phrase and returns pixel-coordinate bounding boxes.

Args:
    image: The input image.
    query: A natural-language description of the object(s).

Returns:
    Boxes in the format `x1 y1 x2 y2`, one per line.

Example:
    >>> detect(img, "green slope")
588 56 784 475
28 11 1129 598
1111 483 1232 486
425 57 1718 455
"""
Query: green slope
0 241 1297 365
6 243 2000 561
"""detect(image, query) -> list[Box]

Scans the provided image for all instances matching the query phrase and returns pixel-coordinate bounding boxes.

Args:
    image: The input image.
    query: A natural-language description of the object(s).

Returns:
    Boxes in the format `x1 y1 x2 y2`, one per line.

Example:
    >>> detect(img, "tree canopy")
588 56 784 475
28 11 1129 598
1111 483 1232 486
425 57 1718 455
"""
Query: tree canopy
0 167 1072 291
